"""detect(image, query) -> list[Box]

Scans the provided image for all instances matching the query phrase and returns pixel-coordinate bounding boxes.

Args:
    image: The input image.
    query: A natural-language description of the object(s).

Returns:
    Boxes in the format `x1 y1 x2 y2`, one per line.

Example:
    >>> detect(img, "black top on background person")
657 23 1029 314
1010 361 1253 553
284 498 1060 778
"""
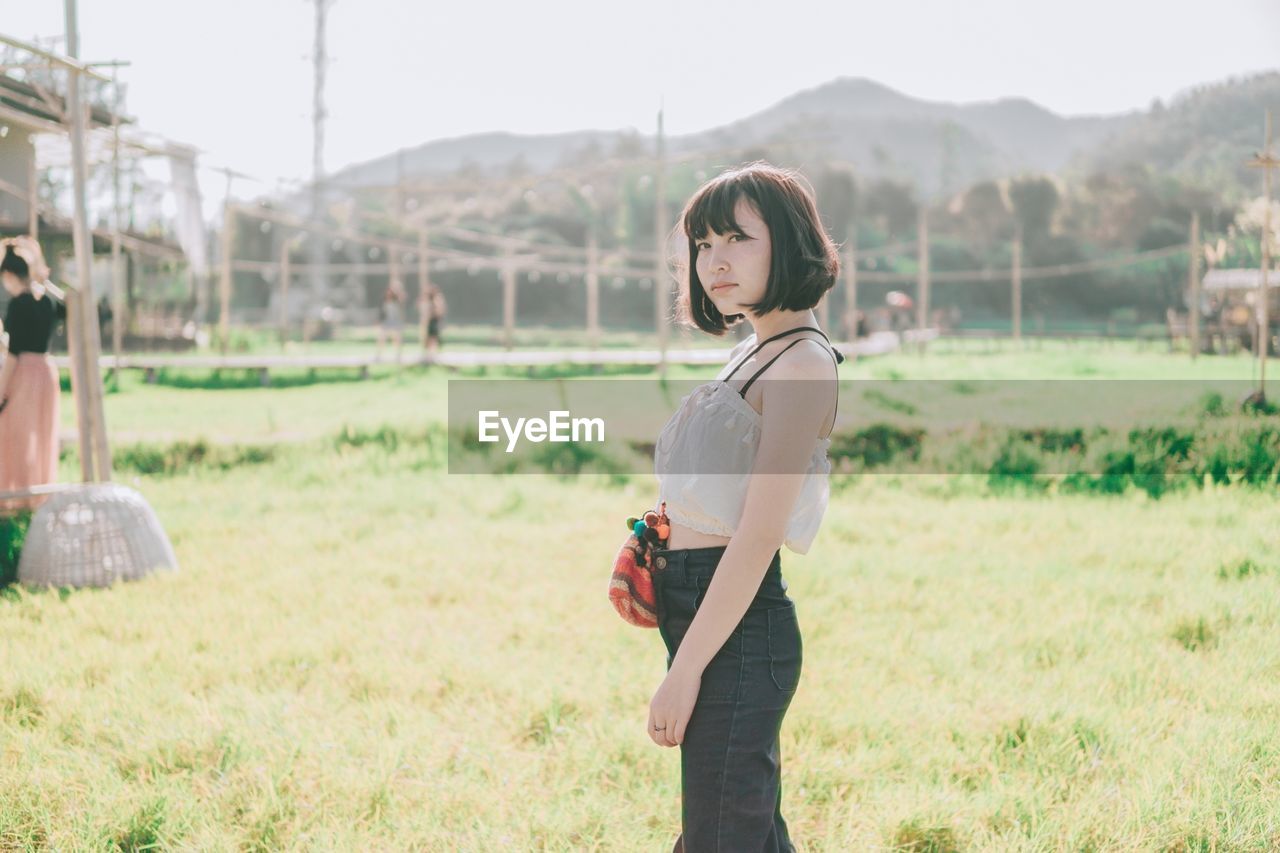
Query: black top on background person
3 291 65 355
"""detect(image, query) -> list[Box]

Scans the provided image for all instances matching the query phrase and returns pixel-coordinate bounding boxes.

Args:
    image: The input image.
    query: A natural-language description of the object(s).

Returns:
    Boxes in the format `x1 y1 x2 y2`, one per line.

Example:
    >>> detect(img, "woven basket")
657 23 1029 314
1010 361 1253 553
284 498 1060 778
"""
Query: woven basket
18 483 178 588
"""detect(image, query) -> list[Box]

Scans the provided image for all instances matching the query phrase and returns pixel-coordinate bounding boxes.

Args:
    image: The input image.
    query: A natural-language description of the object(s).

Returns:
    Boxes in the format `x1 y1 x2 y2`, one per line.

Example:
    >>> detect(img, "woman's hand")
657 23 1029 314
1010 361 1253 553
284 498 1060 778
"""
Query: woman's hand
647 665 701 748
10 236 50 283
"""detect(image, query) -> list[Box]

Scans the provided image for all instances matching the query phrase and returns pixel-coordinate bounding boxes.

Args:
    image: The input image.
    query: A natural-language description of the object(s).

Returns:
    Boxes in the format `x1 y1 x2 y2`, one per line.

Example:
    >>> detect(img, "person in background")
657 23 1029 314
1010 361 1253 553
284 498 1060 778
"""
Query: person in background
0 236 65 505
420 283 446 356
376 281 406 363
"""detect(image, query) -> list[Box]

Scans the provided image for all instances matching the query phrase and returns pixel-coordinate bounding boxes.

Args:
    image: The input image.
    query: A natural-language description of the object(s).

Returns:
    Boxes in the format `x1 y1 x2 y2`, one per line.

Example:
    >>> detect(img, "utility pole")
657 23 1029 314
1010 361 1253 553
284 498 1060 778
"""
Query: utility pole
654 106 669 378
1246 111 1277 403
308 0 333 309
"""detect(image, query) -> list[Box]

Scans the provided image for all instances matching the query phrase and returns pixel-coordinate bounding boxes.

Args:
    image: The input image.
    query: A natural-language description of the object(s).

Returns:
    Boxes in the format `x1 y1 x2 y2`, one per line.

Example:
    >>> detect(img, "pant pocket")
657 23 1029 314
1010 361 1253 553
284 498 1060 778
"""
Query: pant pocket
767 601 802 693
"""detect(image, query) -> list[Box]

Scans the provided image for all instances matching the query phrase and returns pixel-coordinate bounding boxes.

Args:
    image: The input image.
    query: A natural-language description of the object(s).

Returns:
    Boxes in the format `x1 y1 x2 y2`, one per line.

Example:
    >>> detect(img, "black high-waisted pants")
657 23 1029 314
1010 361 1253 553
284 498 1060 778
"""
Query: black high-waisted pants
651 545 802 853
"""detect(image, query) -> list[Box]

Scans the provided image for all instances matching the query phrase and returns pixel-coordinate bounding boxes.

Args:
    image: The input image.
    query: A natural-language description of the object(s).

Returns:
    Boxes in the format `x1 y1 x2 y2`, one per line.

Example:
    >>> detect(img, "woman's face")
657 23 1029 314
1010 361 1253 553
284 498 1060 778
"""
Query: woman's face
695 197 772 318
1 271 23 297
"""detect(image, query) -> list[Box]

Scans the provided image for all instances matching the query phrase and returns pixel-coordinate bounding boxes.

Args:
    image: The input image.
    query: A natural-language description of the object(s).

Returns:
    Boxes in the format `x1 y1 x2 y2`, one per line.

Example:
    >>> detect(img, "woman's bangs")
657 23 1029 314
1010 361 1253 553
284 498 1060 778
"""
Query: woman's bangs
685 180 746 241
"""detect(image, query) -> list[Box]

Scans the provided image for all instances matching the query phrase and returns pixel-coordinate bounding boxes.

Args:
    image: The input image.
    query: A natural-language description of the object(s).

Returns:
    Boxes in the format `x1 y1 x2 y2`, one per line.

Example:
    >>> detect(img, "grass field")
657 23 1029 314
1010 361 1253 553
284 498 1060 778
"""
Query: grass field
4 340 1280 850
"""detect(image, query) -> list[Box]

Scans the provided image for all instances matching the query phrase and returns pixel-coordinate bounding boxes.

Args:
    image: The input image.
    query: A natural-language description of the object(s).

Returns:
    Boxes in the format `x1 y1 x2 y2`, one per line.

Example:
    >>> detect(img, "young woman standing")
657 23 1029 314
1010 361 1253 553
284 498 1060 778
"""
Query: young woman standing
0 237 64 501
648 163 844 852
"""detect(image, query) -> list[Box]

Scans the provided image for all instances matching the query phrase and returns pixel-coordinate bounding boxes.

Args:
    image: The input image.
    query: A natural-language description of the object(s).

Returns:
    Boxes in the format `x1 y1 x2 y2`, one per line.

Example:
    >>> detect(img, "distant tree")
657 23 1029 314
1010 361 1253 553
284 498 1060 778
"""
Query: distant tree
955 179 1012 246
612 131 647 160
863 179 917 240
1008 176 1059 241
815 166 858 244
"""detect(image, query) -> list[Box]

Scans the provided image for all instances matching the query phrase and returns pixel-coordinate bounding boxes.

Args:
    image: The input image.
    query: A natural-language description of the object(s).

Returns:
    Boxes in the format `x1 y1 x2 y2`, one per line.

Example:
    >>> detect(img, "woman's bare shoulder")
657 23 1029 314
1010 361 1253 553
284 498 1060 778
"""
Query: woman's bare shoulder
766 338 838 381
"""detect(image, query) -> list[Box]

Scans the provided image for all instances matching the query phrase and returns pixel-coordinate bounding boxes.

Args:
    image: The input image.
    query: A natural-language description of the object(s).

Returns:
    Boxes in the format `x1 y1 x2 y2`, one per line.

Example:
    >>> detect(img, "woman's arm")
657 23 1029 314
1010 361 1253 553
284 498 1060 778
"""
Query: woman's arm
0 352 17 406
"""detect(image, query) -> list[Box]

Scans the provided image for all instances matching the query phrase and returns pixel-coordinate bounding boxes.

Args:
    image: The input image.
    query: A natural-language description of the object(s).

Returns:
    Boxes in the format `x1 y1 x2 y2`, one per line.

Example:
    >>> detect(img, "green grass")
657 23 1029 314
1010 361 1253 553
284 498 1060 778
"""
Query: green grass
54 337 1280 447
5 443 1280 849
5 342 1280 849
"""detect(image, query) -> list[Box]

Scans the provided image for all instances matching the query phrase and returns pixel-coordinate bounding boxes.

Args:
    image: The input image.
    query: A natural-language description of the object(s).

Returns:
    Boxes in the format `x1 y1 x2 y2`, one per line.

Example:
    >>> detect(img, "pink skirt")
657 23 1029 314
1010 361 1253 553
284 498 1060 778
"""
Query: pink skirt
0 352 61 508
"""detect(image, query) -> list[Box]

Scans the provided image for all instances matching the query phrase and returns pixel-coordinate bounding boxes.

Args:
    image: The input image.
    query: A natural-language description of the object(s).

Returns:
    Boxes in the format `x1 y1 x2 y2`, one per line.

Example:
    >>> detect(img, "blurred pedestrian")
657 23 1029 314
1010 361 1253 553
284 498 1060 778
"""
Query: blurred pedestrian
376 281 405 363
0 236 64 506
420 283 446 355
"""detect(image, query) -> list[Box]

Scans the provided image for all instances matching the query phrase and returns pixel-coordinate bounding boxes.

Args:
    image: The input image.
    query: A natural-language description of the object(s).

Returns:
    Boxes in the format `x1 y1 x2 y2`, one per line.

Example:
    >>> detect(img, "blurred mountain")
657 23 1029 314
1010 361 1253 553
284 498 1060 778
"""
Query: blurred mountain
325 72 1278 199
1075 71 1280 197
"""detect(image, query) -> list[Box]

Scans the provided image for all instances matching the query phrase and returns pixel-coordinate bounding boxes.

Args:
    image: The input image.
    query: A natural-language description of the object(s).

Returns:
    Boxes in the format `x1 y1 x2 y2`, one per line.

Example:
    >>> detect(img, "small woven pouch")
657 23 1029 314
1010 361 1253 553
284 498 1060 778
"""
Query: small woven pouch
607 502 670 628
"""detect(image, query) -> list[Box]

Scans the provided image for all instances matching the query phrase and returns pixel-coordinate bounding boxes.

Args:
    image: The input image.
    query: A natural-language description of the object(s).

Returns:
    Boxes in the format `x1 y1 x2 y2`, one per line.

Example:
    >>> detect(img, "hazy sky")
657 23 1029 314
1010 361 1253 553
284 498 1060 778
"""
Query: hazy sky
5 0 1278 196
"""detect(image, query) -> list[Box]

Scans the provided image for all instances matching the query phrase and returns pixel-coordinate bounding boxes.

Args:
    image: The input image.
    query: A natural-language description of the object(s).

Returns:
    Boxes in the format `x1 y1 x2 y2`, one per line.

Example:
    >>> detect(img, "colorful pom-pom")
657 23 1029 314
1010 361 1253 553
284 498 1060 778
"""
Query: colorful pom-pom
626 516 639 530
656 523 670 539
633 520 647 537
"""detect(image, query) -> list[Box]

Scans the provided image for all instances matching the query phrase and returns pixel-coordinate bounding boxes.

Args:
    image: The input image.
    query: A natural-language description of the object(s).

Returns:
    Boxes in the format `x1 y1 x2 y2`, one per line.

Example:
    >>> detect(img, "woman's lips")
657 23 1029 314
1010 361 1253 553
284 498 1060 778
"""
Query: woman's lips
711 282 737 293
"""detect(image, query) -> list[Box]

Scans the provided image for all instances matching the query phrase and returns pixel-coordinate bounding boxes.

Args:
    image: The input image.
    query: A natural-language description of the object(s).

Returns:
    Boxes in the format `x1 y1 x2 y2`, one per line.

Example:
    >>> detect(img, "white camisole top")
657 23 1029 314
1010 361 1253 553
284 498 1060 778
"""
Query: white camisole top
653 326 844 554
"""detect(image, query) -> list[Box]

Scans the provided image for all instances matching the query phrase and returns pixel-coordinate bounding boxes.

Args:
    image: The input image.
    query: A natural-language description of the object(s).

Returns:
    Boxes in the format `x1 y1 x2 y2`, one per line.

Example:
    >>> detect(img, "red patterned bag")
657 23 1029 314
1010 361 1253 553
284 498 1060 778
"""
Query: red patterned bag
607 502 670 628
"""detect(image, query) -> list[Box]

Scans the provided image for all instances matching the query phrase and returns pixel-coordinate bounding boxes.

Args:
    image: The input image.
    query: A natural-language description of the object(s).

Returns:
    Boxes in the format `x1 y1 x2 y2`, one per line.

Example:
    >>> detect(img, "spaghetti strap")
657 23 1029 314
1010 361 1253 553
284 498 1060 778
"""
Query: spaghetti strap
723 325 844 382
739 339 808 397
731 326 844 440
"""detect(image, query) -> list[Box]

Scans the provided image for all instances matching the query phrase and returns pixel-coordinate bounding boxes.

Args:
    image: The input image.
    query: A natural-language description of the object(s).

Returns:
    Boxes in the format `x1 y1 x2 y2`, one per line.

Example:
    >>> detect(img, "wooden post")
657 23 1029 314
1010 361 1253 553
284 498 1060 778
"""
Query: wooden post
1260 116 1272 390
1188 212 1200 360
843 237 858 344
389 240 401 298
916 206 929 354
654 108 669 378
219 202 234 354
417 227 429 347
279 237 291 346
63 262 92 481
65 0 111 481
1246 110 1278 401
27 138 38 238
587 221 600 349
110 67 124 379
1012 225 1023 344
502 248 516 351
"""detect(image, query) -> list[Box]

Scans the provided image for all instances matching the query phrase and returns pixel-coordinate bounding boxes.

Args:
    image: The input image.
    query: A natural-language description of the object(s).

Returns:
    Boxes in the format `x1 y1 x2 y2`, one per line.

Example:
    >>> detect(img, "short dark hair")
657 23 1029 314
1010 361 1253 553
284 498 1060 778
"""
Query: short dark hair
675 162 840 334
1 244 30 282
